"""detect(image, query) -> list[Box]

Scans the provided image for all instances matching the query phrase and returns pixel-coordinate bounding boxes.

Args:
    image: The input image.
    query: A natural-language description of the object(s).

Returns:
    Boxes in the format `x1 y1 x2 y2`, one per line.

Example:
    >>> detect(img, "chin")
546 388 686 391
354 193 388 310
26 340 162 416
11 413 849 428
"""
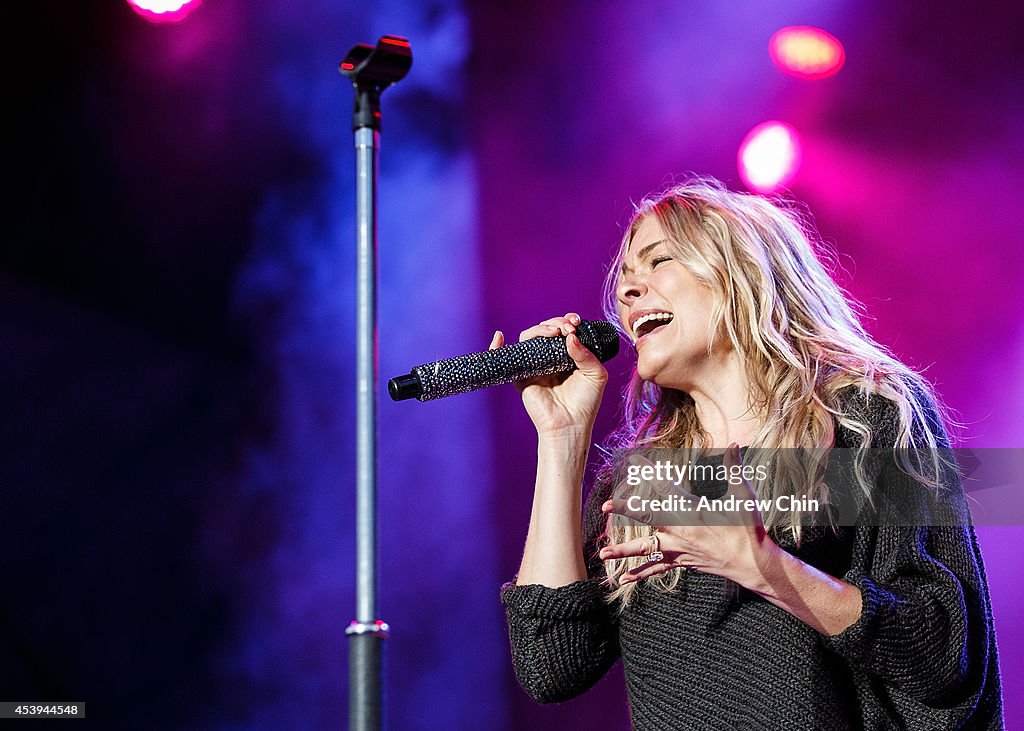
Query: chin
636 353 688 391
635 356 667 385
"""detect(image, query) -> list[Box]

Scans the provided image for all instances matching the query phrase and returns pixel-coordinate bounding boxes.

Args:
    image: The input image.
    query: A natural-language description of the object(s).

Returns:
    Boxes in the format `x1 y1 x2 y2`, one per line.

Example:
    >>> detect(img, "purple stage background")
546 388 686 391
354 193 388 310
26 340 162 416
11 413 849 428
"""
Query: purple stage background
2 1 1020 728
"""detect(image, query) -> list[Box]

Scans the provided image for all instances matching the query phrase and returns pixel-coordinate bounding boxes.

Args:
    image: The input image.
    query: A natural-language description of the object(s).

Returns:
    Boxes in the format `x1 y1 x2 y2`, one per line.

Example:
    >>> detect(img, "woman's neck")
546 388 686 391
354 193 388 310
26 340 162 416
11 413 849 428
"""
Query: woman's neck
684 352 762 447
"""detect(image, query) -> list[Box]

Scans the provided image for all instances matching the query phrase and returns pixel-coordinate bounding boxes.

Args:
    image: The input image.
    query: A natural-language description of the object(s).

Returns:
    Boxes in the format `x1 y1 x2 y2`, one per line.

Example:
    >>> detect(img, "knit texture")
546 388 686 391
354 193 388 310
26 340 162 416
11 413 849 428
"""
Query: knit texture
501 390 1004 729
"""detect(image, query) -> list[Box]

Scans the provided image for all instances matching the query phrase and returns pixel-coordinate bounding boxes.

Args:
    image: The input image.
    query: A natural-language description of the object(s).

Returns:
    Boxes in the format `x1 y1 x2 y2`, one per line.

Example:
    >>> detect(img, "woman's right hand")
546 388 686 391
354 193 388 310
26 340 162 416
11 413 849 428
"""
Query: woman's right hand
489 312 609 439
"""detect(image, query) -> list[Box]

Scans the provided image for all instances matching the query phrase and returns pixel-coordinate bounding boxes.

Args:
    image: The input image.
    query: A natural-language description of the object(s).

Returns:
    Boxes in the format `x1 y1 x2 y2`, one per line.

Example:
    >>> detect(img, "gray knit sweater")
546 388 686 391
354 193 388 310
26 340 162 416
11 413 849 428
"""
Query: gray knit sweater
501 392 1004 729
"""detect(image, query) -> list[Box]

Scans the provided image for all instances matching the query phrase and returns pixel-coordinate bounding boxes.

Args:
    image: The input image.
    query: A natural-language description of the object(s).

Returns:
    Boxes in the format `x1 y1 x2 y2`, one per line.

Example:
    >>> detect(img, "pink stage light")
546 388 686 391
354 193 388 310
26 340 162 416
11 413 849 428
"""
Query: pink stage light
769 26 845 79
126 0 203 24
738 121 802 194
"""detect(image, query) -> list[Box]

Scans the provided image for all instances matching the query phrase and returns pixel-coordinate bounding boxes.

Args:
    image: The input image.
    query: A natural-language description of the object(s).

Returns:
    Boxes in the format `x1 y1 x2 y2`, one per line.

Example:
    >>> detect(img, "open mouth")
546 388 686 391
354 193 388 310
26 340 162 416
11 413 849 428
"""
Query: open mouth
633 312 674 339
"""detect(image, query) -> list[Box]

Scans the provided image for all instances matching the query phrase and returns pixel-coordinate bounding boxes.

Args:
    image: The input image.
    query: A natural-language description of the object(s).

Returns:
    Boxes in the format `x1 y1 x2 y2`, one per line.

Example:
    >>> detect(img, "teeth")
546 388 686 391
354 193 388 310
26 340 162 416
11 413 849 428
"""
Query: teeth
632 312 674 336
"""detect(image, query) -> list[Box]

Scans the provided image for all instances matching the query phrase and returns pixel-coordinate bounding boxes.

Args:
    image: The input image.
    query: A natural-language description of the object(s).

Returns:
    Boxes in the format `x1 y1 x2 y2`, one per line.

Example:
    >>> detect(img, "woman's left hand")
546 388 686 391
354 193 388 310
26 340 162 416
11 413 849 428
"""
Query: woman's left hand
598 443 783 589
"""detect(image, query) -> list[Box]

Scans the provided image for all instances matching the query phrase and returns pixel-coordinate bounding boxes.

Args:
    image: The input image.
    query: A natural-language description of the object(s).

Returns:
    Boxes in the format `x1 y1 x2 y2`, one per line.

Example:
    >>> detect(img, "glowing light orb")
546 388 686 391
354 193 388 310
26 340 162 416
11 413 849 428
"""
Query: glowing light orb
769 26 845 79
738 121 802 194
126 0 203 24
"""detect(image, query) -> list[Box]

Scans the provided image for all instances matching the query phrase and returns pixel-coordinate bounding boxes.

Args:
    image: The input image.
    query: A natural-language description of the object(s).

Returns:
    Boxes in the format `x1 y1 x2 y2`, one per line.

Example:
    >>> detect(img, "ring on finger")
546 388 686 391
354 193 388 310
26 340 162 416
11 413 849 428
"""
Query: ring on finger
647 532 664 563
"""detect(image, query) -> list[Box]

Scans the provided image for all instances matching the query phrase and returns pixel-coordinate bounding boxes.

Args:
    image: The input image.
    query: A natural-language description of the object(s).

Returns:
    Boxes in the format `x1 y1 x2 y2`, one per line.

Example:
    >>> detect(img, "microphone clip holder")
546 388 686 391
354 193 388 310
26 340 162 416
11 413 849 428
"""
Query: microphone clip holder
339 35 413 131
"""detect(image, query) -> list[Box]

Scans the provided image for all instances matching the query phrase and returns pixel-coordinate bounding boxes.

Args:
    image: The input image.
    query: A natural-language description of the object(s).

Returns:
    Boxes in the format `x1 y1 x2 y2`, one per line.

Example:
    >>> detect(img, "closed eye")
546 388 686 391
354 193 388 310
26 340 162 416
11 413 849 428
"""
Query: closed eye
651 256 672 269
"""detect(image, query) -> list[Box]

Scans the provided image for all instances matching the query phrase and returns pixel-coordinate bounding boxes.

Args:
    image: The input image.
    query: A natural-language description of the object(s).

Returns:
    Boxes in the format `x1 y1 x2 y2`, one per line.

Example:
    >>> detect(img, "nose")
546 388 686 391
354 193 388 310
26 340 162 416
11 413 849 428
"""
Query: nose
616 272 647 306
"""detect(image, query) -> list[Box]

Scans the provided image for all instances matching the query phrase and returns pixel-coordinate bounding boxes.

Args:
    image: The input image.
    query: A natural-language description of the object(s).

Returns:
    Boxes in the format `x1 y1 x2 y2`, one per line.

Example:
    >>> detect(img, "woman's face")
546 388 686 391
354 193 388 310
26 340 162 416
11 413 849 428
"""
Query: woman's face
615 215 726 389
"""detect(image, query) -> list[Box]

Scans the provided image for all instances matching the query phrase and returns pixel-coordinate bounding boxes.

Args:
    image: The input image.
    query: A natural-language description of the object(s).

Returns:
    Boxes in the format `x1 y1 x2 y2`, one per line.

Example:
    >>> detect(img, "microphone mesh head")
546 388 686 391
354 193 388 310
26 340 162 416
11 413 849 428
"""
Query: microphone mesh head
575 320 620 362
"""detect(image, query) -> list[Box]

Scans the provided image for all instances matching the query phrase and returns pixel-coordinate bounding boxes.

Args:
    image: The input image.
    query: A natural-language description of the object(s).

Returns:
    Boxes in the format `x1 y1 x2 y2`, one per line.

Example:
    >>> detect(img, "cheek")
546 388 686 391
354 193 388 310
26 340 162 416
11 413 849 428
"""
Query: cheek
677 277 718 317
616 307 631 334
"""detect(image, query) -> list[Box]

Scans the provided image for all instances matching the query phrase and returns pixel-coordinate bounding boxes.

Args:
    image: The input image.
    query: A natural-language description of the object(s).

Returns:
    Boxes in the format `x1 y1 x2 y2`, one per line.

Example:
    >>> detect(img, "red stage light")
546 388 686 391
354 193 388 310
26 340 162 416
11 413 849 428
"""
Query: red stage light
738 121 802 194
126 0 203 24
769 26 845 79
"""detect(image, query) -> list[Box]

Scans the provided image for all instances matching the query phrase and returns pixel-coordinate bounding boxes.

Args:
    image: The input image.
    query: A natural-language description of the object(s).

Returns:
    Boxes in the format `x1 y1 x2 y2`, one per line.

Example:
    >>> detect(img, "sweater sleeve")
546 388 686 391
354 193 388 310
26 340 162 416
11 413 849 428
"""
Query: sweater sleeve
822 390 1002 724
499 477 620 703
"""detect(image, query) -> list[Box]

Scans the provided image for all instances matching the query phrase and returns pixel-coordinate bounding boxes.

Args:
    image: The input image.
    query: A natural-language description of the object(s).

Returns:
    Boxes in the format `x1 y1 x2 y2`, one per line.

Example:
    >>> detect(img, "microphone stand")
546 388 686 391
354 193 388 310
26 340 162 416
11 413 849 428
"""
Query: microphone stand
338 35 412 731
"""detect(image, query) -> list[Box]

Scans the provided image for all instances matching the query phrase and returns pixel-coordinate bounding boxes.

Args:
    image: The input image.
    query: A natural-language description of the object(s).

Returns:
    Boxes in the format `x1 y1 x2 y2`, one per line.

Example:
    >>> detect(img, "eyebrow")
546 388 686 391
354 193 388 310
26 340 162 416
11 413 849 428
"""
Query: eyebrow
620 239 668 276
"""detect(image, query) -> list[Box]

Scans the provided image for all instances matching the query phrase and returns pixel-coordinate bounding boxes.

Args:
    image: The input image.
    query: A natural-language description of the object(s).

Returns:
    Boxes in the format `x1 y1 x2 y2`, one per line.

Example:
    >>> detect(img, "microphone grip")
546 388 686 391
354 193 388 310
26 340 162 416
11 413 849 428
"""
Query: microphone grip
388 319 617 402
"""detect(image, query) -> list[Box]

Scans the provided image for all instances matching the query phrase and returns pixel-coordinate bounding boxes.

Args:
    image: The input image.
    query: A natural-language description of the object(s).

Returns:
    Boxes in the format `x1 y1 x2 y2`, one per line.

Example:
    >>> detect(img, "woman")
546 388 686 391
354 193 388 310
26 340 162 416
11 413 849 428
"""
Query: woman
495 179 1003 729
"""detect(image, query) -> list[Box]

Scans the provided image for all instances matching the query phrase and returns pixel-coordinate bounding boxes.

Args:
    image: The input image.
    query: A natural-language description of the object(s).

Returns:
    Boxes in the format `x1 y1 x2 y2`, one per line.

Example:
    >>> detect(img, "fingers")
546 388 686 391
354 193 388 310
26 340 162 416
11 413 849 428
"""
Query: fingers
598 531 684 585
722 443 757 500
488 330 504 350
566 330 603 374
722 443 766 531
511 312 607 386
518 312 582 343
619 561 678 585
601 497 659 526
555 312 607 379
722 442 741 468
597 532 660 561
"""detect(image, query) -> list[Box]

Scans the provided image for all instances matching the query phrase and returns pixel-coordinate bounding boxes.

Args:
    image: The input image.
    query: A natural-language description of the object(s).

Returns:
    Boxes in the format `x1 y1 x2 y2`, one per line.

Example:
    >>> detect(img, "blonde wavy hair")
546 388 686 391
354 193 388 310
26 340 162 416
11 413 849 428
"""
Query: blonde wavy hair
598 178 950 607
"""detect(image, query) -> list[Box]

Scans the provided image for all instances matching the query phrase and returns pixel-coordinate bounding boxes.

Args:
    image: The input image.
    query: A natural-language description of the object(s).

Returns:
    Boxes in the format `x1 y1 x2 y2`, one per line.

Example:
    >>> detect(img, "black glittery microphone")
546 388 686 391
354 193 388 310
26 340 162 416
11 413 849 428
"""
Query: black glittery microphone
388 319 620 402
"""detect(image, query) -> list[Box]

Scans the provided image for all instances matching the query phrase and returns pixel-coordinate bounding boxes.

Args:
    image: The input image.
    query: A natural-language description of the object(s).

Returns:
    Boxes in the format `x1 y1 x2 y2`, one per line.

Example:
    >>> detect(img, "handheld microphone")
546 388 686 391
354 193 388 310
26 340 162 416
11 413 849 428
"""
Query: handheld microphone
388 319 620 402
